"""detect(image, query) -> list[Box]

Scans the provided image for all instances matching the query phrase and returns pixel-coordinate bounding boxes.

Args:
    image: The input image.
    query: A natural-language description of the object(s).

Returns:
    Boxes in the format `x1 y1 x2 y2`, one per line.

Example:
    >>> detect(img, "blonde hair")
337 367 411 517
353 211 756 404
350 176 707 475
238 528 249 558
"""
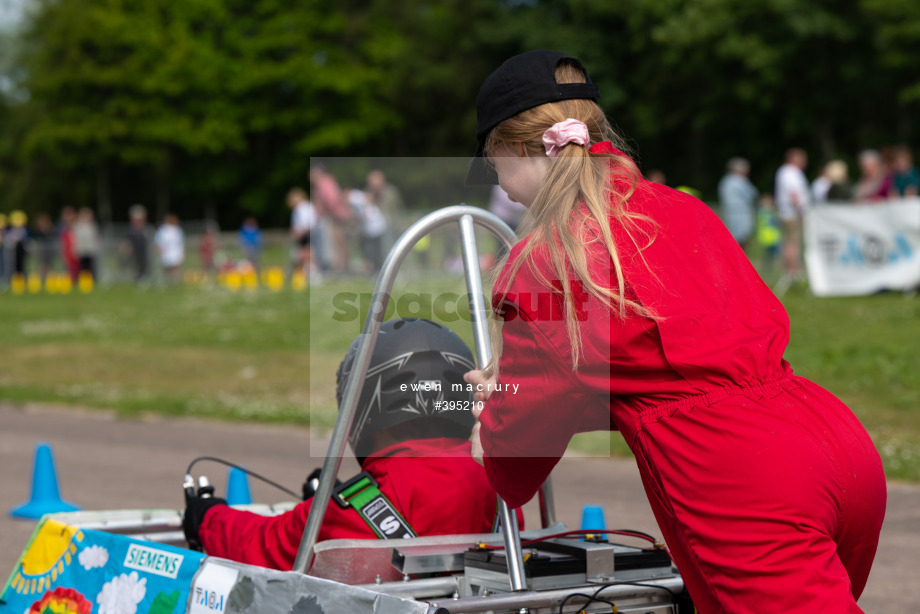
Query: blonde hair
484 61 655 374
825 160 848 184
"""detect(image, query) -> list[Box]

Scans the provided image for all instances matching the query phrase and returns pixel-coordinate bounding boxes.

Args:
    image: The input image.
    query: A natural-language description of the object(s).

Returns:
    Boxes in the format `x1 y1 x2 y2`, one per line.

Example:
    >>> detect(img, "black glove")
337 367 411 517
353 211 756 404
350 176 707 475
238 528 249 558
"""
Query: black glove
183 485 227 551
302 468 341 501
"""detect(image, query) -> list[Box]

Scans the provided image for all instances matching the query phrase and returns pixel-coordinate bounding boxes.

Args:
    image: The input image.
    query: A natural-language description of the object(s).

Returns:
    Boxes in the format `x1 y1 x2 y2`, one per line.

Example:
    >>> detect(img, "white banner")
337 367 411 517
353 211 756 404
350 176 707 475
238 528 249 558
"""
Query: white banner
804 200 920 296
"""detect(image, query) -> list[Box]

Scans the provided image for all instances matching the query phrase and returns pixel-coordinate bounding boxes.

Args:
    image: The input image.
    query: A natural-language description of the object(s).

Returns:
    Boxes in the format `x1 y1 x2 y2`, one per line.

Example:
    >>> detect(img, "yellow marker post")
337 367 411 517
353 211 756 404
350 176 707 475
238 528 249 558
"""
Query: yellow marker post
225 271 242 292
266 267 285 292
77 271 94 294
291 271 307 291
11 274 26 295
27 275 42 294
243 270 259 291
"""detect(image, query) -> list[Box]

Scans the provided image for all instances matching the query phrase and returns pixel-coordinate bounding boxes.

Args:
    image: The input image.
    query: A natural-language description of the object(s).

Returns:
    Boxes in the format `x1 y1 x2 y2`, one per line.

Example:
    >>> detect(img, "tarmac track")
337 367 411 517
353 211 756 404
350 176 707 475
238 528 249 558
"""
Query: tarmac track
0 403 916 611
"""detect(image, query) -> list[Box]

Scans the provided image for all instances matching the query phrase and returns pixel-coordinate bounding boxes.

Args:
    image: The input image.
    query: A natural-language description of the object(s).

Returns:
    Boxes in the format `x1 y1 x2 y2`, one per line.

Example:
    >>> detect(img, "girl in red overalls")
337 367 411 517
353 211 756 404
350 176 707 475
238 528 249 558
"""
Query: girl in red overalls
464 50 886 613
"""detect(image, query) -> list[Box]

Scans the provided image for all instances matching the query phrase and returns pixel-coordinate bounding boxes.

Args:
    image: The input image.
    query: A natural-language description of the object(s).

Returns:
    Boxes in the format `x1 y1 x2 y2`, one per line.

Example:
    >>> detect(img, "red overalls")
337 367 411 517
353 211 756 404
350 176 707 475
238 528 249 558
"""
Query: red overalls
479 143 886 613
199 438 510 571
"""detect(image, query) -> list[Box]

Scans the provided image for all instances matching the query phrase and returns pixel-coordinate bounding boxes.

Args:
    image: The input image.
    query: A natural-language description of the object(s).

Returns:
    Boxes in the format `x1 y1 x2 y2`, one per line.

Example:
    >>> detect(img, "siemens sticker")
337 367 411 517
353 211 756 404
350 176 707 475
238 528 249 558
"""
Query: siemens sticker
123 544 184 579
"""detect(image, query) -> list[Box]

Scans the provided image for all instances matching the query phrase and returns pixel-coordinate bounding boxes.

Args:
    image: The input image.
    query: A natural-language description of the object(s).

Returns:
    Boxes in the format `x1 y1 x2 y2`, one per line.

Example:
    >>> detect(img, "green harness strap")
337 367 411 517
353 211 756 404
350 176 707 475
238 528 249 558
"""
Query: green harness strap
336 473 417 539
335 472 505 539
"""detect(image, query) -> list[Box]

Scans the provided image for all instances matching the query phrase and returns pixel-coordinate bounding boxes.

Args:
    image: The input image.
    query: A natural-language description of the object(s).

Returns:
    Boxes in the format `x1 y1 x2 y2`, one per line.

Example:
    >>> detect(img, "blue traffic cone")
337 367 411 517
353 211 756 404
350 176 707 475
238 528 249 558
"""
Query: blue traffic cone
580 504 607 531
225 466 252 505
10 443 80 519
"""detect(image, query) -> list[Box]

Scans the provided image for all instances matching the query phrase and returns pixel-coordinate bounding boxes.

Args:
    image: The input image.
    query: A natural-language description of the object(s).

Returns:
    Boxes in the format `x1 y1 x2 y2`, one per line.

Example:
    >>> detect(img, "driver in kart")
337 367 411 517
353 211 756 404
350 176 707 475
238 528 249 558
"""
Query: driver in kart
182 317 519 571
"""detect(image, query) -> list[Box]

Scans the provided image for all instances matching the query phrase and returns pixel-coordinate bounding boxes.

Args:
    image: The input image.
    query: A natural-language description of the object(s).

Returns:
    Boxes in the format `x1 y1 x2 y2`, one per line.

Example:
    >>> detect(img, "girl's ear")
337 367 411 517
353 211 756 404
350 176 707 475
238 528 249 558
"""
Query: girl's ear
515 142 526 157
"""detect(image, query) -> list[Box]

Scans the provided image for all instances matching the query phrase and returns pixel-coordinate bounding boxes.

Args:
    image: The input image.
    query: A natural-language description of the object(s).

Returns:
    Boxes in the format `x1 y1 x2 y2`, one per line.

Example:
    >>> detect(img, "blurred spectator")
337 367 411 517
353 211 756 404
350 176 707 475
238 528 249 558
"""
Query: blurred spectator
155 213 185 283
756 194 782 273
287 187 317 280
824 160 854 202
33 213 57 282
8 210 29 276
718 157 758 250
310 164 352 272
854 149 891 202
366 169 405 221
73 207 102 281
646 169 667 185
357 191 388 273
811 162 833 203
59 206 80 282
0 213 6 283
366 169 405 248
774 148 810 281
198 224 218 273
238 217 263 270
126 204 153 283
891 146 919 198
347 188 368 261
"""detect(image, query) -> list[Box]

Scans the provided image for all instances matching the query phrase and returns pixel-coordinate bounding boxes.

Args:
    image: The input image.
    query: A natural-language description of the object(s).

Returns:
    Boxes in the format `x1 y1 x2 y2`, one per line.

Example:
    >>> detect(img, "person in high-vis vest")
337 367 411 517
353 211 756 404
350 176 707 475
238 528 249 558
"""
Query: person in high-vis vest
183 318 517 571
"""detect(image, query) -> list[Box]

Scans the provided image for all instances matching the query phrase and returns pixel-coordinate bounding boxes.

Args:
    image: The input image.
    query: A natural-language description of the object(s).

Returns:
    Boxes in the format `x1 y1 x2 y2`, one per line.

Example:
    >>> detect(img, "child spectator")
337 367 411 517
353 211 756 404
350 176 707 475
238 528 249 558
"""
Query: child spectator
59 206 80 282
287 187 317 280
238 217 263 270
155 213 185 283
126 204 153 283
198 224 219 273
32 213 57 283
5 211 29 278
73 207 102 281
757 194 782 273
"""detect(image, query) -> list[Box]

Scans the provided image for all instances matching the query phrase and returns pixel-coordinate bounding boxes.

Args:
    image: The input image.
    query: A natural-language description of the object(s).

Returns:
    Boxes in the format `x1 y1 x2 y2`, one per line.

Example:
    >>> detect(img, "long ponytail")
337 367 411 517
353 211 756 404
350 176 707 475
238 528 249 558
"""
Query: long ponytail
483 62 656 374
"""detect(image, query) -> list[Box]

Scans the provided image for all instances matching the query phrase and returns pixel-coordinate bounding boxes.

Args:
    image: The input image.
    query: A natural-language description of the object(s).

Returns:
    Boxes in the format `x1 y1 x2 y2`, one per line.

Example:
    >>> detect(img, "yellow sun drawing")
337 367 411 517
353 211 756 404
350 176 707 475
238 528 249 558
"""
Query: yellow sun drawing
9 519 84 596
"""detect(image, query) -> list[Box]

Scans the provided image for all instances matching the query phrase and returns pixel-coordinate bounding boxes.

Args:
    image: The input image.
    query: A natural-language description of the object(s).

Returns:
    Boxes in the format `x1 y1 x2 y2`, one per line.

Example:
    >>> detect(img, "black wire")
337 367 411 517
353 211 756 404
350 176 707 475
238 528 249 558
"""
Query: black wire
185 456 302 500
557 579 680 613
558 592 600 613
558 591 618 613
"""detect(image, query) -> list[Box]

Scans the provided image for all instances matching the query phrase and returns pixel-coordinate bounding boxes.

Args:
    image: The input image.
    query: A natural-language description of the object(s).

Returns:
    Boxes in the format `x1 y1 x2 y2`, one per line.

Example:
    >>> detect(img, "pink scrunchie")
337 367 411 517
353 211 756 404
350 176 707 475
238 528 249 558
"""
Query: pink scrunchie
542 118 590 159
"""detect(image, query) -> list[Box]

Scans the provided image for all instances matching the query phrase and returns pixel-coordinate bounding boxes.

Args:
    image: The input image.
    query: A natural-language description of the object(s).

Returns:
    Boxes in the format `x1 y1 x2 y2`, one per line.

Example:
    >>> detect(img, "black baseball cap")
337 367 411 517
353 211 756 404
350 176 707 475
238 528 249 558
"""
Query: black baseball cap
466 50 600 185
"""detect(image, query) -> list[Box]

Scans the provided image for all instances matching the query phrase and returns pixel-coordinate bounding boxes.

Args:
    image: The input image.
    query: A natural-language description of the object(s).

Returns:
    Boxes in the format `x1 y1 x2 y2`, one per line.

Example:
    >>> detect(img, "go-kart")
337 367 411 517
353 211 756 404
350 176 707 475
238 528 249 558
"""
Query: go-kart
0 206 692 614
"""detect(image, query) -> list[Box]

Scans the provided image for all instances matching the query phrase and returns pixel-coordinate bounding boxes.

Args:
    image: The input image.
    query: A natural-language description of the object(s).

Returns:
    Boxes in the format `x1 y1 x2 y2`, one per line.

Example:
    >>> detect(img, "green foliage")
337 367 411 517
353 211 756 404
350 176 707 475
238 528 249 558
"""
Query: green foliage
1 0 920 220
0 275 917 478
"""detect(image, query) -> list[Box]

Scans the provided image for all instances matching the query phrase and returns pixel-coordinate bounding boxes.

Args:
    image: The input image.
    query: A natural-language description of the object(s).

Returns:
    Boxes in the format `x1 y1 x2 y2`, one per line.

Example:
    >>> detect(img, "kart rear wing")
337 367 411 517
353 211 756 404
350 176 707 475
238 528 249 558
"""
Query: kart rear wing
293 205 555 592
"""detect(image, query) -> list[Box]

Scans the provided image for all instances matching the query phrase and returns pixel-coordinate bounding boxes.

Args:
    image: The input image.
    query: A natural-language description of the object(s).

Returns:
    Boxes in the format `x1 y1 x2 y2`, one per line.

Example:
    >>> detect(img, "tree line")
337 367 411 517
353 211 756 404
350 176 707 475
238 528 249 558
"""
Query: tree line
0 0 918 227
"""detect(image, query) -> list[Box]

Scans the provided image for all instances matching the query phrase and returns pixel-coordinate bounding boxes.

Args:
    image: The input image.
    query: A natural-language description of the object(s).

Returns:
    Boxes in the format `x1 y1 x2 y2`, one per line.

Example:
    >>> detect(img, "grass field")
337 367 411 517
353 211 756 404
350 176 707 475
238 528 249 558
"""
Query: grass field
1 254 918 480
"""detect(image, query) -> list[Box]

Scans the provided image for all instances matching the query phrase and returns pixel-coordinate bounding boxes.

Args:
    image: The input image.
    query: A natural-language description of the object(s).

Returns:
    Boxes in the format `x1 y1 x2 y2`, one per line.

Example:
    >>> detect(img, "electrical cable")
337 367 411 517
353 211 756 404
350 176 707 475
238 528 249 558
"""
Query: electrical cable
185 456 302 500
558 591 617 613
557 579 680 613
477 529 665 552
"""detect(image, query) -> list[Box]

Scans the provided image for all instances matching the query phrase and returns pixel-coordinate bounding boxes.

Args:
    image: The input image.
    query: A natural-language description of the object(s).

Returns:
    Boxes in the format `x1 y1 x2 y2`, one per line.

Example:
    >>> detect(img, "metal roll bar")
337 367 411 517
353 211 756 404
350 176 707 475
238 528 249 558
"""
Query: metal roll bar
292 206 539 594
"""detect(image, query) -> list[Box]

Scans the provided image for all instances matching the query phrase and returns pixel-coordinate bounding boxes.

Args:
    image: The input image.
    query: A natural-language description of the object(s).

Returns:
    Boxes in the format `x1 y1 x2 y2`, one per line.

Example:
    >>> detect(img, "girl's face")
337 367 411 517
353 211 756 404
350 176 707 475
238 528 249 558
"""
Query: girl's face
489 143 550 208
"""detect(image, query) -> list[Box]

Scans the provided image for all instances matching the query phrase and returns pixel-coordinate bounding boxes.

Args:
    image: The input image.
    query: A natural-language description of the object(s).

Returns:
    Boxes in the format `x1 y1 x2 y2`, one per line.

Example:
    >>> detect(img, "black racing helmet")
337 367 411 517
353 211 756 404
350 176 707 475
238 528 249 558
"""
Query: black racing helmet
336 318 477 459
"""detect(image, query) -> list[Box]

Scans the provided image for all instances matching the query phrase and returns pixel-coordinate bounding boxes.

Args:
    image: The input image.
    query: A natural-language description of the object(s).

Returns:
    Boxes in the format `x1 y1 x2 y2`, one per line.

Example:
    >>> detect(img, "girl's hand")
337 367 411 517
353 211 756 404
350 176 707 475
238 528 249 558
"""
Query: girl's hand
464 369 494 464
463 369 497 417
471 422 484 465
